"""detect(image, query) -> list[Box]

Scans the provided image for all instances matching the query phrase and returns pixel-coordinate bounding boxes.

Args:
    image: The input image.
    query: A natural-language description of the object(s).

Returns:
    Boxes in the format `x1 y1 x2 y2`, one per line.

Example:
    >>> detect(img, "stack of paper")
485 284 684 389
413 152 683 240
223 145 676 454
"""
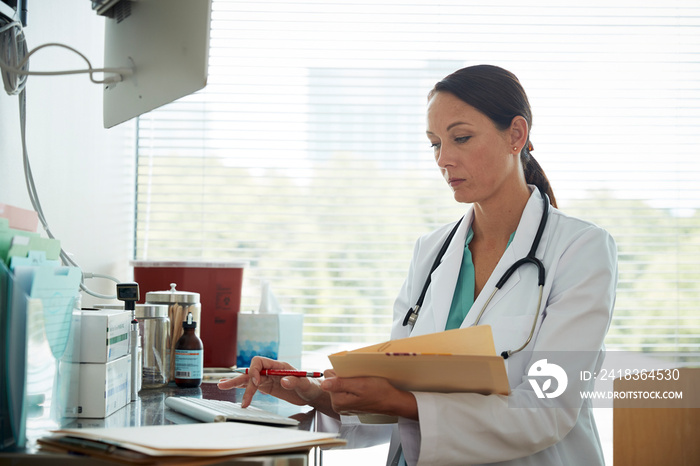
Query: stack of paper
39 422 346 463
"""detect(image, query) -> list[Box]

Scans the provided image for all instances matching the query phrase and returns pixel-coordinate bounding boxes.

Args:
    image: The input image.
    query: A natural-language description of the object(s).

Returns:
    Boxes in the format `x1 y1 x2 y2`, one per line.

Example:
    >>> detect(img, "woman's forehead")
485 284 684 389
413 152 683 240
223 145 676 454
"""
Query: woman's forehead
426 92 489 132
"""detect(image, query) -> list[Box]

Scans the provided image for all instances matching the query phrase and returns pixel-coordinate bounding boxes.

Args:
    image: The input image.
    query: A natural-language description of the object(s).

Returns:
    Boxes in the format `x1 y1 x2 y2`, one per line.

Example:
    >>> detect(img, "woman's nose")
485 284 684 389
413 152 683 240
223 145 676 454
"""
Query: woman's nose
435 145 455 168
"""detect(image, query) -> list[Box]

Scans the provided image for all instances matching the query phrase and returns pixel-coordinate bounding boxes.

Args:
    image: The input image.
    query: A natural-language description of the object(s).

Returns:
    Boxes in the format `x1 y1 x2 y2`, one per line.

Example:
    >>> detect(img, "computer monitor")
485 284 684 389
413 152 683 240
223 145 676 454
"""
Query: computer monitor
100 0 211 128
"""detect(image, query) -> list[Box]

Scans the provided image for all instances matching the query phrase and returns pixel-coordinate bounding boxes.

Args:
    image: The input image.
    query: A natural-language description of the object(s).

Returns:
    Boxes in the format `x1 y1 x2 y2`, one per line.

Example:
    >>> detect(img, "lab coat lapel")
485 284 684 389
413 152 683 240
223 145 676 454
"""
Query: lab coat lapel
414 210 473 335
462 188 547 327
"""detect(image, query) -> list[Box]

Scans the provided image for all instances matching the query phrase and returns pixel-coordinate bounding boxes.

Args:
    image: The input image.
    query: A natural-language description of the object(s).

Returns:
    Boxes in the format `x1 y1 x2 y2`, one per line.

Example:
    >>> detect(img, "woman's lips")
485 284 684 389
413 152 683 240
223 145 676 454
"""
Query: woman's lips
448 177 465 188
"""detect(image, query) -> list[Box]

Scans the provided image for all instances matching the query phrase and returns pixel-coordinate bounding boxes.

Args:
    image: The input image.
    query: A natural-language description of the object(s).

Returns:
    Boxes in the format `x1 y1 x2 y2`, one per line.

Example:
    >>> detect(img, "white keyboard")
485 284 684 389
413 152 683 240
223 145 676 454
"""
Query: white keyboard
165 396 299 427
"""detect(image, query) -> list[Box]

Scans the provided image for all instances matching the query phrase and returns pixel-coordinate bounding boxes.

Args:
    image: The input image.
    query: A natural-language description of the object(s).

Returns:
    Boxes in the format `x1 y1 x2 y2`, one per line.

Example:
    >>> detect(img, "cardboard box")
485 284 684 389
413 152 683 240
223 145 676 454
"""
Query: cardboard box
237 313 303 369
64 354 132 418
77 308 131 363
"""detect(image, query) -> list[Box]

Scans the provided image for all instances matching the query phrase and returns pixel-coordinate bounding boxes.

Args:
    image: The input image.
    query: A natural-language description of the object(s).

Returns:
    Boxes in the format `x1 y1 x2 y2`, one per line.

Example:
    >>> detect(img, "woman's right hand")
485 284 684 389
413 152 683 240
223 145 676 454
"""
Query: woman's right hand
217 356 330 412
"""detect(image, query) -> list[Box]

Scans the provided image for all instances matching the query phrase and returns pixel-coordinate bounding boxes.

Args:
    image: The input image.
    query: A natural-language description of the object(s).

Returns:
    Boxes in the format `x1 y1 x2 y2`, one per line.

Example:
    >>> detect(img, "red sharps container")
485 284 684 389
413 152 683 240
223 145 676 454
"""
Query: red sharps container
132 260 247 368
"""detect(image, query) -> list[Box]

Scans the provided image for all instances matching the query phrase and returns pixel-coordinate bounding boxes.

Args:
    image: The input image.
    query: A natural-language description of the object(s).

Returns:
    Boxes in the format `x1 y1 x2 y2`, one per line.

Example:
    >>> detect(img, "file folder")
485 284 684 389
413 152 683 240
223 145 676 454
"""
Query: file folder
40 422 345 462
0 259 81 450
328 325 510 395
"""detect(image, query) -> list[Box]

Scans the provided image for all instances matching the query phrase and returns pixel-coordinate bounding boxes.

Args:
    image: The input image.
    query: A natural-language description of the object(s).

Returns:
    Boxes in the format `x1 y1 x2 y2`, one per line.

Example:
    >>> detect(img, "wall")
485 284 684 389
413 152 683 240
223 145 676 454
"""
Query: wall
0 1 135 305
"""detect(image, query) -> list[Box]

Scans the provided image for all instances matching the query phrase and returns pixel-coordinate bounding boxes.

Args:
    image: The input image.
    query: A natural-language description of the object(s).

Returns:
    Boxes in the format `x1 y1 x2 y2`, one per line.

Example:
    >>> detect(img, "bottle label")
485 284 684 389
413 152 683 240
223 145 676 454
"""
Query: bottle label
174 349 203 379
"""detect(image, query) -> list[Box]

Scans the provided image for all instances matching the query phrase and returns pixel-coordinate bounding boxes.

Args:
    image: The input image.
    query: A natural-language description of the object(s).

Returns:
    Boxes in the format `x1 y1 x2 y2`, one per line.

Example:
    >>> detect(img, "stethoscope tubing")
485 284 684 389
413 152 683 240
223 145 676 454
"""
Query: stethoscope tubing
403 187 550 359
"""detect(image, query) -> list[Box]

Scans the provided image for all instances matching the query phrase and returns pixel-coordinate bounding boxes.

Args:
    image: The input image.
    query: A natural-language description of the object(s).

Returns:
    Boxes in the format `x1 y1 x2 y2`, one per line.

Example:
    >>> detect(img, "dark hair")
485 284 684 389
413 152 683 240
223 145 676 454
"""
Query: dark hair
429 65 557 208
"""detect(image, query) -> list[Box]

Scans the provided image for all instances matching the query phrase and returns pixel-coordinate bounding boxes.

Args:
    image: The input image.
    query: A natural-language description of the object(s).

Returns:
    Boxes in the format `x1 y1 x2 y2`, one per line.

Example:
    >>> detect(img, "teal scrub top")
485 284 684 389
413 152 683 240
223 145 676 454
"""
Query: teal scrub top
445 228 515 330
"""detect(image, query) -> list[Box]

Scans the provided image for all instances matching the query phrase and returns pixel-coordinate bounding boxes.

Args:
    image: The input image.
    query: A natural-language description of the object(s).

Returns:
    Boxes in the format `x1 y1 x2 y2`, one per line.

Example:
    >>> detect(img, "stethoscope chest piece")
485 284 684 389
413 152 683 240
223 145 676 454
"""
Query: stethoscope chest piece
403 305 420 328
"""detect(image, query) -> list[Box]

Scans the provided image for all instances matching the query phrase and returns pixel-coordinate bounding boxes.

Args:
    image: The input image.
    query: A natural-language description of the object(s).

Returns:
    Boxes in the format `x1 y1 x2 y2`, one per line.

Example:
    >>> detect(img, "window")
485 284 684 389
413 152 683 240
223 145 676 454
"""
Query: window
135 0 700 361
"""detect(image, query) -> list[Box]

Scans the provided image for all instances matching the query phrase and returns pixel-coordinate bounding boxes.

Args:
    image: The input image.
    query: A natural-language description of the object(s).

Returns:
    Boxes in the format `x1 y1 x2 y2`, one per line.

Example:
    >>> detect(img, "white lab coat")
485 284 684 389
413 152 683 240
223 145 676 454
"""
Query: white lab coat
317 186 618 466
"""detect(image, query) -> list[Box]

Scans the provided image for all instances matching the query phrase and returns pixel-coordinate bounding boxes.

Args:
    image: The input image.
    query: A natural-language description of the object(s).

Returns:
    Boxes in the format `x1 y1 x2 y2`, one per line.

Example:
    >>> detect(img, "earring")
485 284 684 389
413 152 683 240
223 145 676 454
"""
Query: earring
513 146 519 152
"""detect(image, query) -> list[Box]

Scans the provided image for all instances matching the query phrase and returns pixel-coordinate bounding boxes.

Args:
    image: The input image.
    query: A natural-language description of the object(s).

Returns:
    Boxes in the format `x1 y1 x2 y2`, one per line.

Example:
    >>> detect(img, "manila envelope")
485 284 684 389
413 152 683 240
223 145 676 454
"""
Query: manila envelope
328 325 509 396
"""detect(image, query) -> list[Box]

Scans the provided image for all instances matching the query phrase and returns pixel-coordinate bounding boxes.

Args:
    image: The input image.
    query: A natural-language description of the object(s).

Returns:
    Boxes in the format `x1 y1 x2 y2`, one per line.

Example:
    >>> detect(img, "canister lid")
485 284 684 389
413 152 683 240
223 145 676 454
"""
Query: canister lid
135 303 169 319
145 283 200 304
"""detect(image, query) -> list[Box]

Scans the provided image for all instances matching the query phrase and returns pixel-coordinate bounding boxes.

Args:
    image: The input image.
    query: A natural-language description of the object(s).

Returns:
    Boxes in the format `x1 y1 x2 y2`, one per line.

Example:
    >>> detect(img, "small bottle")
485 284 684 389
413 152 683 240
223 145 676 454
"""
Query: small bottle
174 312 203 388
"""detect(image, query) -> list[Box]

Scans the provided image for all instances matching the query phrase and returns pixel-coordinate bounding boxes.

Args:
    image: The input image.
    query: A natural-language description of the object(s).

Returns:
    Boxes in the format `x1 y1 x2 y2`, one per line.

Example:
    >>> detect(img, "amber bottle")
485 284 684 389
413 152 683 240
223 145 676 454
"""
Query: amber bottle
174 312 203 388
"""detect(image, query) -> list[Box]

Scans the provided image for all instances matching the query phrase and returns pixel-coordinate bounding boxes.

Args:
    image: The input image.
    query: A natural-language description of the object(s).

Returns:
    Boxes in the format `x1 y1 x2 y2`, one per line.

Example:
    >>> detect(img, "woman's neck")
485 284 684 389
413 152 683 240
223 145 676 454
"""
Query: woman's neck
471 184 531 244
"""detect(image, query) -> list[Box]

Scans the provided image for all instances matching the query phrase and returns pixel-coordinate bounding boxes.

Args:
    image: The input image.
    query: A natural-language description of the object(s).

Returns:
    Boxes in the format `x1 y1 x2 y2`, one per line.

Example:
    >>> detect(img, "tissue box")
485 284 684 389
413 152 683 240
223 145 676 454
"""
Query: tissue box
64 354 132 418
237 313 303 368
77 308 131 363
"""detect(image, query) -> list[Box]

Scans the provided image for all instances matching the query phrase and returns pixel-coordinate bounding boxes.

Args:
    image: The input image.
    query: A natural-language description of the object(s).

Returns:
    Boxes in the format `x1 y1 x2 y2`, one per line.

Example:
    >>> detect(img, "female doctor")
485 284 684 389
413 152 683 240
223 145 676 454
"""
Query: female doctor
219 64 618 466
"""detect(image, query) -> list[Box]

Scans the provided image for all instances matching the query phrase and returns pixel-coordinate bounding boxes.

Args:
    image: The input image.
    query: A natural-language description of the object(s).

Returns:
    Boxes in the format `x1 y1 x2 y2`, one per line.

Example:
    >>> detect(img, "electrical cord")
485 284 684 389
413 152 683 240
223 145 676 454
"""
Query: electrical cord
3 19 122 300
18 88 119 300
0 21 133 86
0 20 28 94
13 41 133 84
83 272 122 283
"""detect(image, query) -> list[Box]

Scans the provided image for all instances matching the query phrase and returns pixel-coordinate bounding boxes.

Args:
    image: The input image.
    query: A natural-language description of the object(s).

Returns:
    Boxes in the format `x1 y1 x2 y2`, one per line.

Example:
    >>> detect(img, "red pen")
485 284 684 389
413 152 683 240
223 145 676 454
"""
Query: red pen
234 368 323 378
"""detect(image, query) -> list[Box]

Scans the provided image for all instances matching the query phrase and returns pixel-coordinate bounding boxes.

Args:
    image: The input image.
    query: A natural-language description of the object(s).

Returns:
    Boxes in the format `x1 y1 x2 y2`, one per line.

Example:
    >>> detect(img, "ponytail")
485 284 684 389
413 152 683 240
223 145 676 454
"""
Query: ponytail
521 143 557 208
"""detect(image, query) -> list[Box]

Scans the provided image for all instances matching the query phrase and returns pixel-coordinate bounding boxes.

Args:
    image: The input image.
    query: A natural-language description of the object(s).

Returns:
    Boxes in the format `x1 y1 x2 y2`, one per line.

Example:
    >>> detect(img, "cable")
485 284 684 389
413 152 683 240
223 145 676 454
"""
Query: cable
5 15 122 299
0 20 28 94
0 21 133 86
18 88 119 300
83 272 122 284
15 42 133 84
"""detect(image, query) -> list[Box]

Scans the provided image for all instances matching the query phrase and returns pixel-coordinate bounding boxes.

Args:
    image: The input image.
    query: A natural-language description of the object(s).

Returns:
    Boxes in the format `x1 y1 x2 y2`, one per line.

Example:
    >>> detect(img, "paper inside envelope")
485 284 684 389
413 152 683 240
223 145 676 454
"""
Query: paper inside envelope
328 325 509 395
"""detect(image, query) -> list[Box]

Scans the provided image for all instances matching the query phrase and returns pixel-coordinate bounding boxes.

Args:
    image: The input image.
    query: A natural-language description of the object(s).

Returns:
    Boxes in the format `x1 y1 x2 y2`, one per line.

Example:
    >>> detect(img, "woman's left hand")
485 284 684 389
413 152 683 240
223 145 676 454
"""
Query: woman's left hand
320 370 419 420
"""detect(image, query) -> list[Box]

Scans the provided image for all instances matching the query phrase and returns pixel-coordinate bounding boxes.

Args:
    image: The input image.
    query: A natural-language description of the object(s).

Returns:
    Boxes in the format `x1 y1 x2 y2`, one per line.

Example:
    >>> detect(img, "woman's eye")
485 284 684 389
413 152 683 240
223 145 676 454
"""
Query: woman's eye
454 136 471 143
430 142 441 149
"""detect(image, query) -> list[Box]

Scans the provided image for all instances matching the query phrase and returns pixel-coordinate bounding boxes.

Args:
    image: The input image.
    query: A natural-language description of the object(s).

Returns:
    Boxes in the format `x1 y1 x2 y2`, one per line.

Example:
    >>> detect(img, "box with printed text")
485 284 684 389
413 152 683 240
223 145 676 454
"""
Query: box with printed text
77 308 131 363
63 354 132 418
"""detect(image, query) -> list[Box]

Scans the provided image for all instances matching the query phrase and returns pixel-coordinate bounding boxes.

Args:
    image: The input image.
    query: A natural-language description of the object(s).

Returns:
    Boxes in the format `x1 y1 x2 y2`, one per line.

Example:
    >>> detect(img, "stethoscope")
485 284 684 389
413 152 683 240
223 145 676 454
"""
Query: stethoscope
402 187 550 359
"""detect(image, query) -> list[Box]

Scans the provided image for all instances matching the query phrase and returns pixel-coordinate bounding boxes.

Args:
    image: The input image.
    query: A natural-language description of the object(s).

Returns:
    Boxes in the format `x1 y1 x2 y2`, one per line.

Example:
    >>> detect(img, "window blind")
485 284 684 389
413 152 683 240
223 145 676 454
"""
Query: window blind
135 0 700 360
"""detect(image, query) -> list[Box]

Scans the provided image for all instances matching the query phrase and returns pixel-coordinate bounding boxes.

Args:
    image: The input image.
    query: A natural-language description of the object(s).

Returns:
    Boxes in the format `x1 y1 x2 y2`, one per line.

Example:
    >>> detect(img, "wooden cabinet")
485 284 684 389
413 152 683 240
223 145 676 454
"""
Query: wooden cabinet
613 367 700 466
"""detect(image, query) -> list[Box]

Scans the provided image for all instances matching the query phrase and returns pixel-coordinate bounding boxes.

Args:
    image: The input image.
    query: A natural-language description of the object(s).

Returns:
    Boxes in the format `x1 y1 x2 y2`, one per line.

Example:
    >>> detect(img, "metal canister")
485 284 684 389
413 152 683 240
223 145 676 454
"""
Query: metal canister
145 284 201 382
135 304 170 389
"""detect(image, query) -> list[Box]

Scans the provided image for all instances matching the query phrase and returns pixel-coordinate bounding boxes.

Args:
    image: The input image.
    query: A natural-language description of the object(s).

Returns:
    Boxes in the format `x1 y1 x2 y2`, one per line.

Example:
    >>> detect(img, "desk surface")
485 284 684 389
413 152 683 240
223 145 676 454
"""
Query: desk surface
8 382 316 465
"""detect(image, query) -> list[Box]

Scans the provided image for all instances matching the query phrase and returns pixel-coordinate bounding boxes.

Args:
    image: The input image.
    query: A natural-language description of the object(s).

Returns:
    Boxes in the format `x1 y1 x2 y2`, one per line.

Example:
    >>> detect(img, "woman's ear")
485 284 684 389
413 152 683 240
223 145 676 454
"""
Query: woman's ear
509 116 529 152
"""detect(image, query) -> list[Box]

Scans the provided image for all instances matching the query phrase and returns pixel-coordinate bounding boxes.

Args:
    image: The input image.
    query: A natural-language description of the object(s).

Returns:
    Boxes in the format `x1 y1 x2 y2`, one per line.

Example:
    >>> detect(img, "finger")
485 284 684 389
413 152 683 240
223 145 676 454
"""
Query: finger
248 356 290 386
247 356 268 386
321 376 372 397
280 376 297 390
320 376 342 393
280 375 316 396
240 379 259 408
217 375 247 390
330 394 361 416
